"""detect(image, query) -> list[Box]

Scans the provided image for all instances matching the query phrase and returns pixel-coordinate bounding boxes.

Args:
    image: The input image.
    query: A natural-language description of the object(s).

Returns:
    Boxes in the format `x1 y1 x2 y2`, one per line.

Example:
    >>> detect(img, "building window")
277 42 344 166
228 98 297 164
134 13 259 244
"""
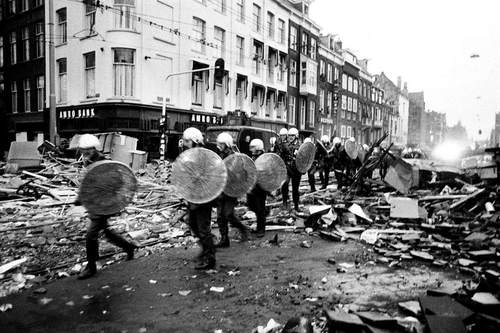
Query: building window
289 60 297 87
288 96 296 124
214 78 223 109
267 12 274 38
113 48 135 97
319 89 324 112
192 17 206 53
278 19 285 44
214 27 225 58
21 0 29 11
192 72 204 106
10 31 16 65
22 27 29 61
0 37 3 67
57 8 67 44
327 64 333 83
309 100 315 126
301 32 308 54
347 126 352 138
11 81 17 113
253 40 263 75
353 79 358 94
214 0 226 13
84 52 96 98
301 61 307 85
353 98 358 113
252 4 261 32
236 36 244 66
236 0 244 22
341 95 347 110
300 99 306 129
290 26 297 51
8 0 16 14
35 22 44 58
85 0 97 34
37 75 44 111
278 54 286 82
347 76 353 92
347 96 352 111
310 38 316 60
114 0 136 30
319 60 325 76
35 0 43 7
327 91 332 115
57 58 67 102
341 125 346 138
236 76 246 109
334 66 339 81
23 78 31 112
342 73 347 90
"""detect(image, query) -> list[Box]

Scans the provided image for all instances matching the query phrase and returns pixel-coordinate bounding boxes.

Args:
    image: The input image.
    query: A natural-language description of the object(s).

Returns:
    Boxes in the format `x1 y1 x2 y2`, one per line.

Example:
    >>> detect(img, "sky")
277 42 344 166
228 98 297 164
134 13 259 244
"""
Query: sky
310 0 500 141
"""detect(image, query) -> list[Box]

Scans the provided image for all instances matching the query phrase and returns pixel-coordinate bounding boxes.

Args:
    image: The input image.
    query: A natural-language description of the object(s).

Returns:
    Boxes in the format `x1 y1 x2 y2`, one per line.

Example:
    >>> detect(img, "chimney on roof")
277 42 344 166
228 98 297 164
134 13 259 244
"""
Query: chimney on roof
397 76 402 89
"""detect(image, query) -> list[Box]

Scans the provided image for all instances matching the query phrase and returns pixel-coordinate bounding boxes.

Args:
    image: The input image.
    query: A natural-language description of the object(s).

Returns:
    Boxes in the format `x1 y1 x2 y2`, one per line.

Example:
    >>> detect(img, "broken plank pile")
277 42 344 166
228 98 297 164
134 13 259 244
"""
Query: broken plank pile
0 159 192 298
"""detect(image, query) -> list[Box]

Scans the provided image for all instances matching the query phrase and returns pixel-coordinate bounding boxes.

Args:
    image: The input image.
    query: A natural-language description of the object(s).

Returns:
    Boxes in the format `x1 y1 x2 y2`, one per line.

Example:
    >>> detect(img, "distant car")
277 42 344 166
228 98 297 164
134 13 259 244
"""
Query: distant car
205 126 278 155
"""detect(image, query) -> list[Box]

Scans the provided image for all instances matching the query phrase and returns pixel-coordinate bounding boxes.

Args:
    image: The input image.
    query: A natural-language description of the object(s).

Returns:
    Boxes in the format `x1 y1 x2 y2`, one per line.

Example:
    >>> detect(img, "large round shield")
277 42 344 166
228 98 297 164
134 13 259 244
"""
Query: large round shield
254 153 287 193
79 160 137 216
295 142 317 174
345 140 359 160
171 147 227 204
223 153 257 198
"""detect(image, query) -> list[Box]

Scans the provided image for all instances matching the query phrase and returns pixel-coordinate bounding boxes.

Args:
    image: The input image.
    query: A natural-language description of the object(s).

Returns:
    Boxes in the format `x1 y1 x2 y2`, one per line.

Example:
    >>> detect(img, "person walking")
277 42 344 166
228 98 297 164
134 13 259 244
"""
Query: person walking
246 139 269 238
77 134 137 280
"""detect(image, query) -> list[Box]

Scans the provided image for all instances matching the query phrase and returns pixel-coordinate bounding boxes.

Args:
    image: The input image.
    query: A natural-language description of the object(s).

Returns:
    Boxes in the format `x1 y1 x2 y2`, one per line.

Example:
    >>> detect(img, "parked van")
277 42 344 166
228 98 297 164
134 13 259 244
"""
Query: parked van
205 126 278 155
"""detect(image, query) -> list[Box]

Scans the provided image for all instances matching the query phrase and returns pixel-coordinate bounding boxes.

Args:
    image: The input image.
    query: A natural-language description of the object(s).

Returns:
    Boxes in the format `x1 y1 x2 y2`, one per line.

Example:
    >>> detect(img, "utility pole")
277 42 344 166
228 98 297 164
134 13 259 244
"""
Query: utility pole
48 0 57 143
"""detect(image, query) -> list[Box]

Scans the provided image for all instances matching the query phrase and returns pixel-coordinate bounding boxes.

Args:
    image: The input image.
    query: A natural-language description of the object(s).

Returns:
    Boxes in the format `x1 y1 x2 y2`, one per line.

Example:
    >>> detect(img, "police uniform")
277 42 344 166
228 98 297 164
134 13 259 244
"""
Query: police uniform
246 150 268 236
216 146 248 247
279 139 302 211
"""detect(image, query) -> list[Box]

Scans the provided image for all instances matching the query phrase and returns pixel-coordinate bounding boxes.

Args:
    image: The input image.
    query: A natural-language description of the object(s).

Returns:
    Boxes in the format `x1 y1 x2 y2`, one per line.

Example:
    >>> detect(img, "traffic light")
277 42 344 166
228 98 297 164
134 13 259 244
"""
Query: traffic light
215 58 225 80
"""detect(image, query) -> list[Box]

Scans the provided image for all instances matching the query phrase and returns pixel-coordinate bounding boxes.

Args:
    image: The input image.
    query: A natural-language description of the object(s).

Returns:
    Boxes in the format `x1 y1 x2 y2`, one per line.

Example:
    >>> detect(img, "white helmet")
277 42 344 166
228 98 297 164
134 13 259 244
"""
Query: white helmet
288 127 299 136
216 132 233 146
249 138 264 151
78 134 101 150
182 127 204 144
303 137 312 143
320 135 330 143
279 128 288 136
332 137 341 145
270 137 277 145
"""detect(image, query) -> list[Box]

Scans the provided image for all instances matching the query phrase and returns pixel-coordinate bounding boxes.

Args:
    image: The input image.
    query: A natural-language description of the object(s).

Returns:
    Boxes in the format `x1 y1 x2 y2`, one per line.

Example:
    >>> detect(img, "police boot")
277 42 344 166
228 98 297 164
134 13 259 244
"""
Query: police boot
78 262 97 280
216 235 230 248
195 257 216 270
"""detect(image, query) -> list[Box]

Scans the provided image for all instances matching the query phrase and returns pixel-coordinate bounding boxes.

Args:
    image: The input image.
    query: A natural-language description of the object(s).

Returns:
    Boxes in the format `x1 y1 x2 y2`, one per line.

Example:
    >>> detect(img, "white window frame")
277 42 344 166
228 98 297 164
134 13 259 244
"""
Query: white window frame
214 0 226 13
0 37 3 68
353 98 358 113
348 76 353 92
10 31 16 65
114 0 136 31
327 91 332 114
353 79 358 94
236 0 245 22
21 0 29 12
252 4 261 32
300 98 306 129
327 63 333 83
22 26 29 61
341 95 347 110
8 0 16 14
290 26 297 51
192 71 205 106
347 96 352 111
192 17 206 54
319 89 324 112
267 11 274 39
57 8 67 45
236 36 244 66
113 48 135 97
214 26 225 59
342 73 347 90
309 100 315 126
23 78 31 112
278 19 285 44
289 60 297 87
85 0 97 34
310 38 317 60
84 52 96 98
288 95 296 124
57 58 67 103
319 60 325 76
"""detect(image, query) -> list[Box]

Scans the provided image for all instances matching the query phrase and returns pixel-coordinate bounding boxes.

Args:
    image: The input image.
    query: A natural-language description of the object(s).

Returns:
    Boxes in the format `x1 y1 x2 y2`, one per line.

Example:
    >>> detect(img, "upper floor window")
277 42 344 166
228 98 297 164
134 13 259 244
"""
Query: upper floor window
21 0 29 12
114 0 136 31
57 58 67 102
301 32 308 54
84 52 96 97
252 4 261 32
327 63 333 83
8 0 16 14
290 26 297 51
113 48 135 97
236 36 244 66
214 27 225 58
35 22 44 58
57 8 67 44
236 0 245 22
23 78 31 112
37 75 45 111
85 0 97 34
34 0 43 7
319 60 325 76
278 19 285 44
0 37 3 67
9 31 16 65
353 79 358 94
11 81 17 113
267 12 274 39
289 60 297 87
21 26 29 61
342 73 347 90
347 76 353 92
192 17 206 53
214 0 226 13
310 38 316 60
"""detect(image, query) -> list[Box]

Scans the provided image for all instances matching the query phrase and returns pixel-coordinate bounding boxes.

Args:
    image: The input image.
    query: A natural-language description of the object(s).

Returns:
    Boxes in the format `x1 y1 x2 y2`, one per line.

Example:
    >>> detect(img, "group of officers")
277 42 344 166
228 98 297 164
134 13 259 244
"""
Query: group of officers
75 127 367 278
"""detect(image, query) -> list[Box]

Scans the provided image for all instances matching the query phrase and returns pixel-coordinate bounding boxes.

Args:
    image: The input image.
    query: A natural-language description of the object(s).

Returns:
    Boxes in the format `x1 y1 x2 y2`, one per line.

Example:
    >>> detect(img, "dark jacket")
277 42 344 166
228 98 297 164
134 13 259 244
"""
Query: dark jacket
249 151 269 196
278 139 300 174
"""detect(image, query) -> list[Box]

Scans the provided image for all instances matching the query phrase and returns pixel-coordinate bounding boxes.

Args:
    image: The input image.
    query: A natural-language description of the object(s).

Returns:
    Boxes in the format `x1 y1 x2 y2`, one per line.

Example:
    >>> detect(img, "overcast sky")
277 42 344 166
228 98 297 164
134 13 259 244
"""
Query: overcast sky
310 0 500 140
